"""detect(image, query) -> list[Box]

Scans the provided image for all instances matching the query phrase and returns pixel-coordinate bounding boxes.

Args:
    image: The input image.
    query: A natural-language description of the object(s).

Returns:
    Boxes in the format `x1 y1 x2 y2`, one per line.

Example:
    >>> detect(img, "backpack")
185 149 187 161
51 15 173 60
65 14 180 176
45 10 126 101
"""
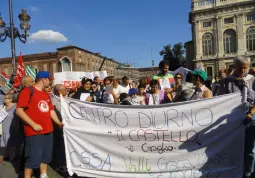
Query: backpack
17 86 34 110
27 86 34 104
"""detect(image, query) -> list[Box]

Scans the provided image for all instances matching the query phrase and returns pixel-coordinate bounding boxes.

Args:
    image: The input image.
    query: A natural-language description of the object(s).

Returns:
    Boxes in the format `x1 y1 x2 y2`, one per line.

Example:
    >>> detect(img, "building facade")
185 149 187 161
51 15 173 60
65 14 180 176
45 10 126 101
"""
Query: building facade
139 67 159 79
0 45 157 86
184 41 195 70
189 0 255 79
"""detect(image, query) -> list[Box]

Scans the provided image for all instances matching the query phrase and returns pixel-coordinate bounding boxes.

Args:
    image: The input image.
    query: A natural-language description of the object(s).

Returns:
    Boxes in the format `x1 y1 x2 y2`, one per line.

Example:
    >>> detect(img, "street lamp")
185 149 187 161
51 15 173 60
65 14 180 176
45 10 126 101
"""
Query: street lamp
0 9 31 43
0 4 31 84
152 60 155 77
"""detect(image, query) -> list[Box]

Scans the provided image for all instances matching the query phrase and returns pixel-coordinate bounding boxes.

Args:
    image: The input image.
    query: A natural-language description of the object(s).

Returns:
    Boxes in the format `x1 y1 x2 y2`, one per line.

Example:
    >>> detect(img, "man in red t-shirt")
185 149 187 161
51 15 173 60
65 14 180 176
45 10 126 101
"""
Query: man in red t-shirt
16 71 62 178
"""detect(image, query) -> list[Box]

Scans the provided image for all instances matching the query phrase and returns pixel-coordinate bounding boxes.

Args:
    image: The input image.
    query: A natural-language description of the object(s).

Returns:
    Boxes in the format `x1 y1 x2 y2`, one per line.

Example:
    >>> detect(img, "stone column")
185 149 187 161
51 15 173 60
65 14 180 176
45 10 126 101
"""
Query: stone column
213 17 218 55
216 16 224 57
193 20 201 60
236 13 246 55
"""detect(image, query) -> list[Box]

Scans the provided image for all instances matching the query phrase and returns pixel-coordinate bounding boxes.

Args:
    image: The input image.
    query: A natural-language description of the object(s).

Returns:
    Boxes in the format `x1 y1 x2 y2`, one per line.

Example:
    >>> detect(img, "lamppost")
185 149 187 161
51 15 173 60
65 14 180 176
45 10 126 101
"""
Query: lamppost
152 60 154 77
0 1 31 84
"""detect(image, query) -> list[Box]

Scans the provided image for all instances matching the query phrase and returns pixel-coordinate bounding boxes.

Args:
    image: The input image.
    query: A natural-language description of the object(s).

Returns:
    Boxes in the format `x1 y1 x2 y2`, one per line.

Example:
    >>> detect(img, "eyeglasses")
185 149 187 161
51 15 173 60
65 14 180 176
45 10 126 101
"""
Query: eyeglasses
4 97 11 99
175 77 182 79
92 85 97 88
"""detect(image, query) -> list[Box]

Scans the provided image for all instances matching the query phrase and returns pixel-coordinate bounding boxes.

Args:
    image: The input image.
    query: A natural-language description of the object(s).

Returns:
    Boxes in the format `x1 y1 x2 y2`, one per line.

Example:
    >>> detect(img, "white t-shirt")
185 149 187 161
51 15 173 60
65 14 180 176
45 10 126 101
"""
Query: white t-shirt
148 93 160 105
120 84 132 94
113 85 124 96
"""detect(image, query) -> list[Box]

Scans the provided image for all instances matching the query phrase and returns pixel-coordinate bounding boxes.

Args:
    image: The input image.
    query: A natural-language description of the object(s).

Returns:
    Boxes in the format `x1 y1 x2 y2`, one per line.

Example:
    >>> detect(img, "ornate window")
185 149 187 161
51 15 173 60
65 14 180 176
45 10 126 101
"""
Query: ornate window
206 66 213 79
198 0 213 7
43 64 47 71
223 29 237 53
224 17 234 24
247 27 255 51
52 63 57 73
247 14 255 22
59 57 72 72
203 21 212 28
4 67 8 75
33 64 38 74
202 33 214 56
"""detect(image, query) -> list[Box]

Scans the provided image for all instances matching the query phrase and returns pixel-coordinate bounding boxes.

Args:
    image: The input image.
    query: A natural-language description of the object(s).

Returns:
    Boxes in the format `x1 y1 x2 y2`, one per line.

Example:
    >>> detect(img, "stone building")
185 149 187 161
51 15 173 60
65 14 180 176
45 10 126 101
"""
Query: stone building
188 0 255 79
0 45 158 87
0 45 136 85
115 65 141 80
184 41 195 70
139 67 159 78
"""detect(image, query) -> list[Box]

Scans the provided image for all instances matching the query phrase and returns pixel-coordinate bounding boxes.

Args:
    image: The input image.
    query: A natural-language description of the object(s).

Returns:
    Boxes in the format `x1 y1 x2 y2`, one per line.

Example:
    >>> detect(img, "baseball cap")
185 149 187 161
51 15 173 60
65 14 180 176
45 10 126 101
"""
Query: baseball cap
191 70 208 81
128 88 138 95
36 71 52 79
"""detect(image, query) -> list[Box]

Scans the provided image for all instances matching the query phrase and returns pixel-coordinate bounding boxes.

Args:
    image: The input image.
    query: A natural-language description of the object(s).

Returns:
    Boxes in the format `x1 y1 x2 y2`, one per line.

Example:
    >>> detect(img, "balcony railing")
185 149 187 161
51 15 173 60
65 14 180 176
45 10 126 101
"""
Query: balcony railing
246 51 255 56
192 0 253 11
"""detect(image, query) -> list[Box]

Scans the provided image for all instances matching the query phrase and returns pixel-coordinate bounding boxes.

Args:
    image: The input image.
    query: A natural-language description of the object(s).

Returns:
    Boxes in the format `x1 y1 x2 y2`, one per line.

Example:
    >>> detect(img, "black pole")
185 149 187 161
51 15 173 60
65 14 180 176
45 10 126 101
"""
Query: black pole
9 0 16 77
99 56 106 71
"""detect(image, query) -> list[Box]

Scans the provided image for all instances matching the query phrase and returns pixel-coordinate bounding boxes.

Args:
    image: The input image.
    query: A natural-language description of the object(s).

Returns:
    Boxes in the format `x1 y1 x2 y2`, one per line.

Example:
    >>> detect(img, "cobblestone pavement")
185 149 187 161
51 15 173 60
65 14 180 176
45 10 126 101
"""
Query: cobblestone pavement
0 161 71 178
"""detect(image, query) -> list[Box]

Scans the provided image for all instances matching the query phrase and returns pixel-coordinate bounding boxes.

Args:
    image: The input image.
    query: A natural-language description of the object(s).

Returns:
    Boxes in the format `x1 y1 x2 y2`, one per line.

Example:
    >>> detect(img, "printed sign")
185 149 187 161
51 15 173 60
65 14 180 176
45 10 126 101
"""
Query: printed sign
0 107 8 123
61 93 245 178
159 78 170 89
54 71 107 88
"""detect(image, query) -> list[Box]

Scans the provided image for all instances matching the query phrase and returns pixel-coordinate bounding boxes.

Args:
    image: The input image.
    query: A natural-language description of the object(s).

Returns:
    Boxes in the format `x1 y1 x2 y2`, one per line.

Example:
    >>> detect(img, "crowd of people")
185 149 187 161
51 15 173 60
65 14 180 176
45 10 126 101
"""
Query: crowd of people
0 56 255 178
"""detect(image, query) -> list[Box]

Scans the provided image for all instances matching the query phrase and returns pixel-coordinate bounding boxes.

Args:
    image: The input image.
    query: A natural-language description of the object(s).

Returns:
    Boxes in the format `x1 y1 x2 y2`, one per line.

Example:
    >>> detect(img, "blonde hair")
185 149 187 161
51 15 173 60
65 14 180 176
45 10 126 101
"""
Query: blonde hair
108 76 118 88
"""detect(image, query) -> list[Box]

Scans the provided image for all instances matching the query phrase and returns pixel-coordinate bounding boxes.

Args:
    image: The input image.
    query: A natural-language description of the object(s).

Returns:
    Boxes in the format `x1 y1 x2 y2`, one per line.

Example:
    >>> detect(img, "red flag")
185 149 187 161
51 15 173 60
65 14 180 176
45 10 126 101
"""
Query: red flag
13 52 26 87
0 72 10 79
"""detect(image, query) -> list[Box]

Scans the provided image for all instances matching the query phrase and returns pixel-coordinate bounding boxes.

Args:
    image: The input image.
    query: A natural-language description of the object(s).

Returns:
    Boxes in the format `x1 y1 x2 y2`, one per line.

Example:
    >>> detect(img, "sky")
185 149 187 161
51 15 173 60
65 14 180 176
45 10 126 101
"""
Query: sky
0 0 192 68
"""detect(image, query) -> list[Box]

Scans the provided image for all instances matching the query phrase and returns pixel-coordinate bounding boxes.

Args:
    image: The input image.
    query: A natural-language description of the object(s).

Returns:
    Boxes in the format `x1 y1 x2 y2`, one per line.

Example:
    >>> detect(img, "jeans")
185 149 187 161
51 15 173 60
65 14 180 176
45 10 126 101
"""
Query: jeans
25 132 53 169
244 123 255 176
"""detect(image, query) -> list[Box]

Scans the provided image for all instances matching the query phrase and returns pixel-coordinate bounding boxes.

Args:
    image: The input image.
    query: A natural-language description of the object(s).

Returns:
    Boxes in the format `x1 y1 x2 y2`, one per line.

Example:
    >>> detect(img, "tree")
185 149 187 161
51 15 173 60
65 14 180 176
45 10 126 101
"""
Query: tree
159 42 185 71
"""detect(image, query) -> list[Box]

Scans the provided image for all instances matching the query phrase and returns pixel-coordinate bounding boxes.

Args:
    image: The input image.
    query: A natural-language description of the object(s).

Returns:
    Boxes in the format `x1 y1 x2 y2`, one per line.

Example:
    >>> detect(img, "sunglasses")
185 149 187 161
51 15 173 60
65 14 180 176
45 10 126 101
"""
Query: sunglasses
175 77 182 79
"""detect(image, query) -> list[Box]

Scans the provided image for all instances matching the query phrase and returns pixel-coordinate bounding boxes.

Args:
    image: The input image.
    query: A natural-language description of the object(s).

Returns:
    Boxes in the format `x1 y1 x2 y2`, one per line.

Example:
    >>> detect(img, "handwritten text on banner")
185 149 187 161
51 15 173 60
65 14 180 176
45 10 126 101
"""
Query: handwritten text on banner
62 93 245 178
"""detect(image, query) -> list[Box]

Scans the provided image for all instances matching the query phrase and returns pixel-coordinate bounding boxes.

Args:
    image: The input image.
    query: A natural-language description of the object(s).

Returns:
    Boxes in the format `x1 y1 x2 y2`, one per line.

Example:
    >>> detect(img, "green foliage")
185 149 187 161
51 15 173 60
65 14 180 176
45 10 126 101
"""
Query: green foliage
159 42 185 70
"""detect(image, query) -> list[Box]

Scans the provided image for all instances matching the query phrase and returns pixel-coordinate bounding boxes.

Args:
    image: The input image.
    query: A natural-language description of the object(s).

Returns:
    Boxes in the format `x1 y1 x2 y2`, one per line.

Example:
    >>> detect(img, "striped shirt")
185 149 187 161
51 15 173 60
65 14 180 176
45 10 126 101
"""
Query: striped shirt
153 73 175 89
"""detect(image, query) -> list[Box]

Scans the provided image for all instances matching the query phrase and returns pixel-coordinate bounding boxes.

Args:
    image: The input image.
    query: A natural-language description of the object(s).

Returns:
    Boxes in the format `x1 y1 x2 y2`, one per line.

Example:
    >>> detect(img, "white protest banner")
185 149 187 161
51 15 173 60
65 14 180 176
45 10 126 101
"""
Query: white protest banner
61 93 245 178
54 71 107 88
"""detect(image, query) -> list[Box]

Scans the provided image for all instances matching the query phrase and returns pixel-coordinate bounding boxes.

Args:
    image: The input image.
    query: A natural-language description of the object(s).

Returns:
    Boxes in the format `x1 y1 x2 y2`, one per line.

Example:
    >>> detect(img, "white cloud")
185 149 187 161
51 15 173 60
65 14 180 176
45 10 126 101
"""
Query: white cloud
29 30 68 43
29 6 40 12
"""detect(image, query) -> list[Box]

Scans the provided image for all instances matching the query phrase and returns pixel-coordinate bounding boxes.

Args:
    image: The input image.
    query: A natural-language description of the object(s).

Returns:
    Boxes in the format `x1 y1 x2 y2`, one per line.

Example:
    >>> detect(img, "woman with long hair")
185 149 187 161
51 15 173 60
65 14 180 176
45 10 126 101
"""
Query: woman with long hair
145 80 171 105
139 77 150 91
0 93 24 173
